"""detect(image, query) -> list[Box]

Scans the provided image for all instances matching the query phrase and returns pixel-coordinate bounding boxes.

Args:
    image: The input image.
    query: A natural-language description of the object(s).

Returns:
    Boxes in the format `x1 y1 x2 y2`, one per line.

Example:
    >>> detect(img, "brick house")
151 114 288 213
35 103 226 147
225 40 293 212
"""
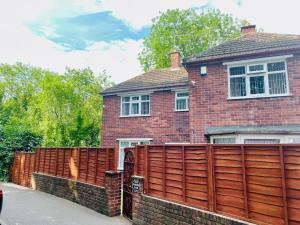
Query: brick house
102 25 300 169
101 51 189 169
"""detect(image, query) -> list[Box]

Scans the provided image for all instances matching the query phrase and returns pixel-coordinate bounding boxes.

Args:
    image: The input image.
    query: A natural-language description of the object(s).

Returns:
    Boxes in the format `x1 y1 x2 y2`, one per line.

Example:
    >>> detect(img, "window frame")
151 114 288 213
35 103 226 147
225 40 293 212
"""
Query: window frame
118 138 152 170
175 91 189 112
210 135 237 144
227 60 290 100
120 94 150 117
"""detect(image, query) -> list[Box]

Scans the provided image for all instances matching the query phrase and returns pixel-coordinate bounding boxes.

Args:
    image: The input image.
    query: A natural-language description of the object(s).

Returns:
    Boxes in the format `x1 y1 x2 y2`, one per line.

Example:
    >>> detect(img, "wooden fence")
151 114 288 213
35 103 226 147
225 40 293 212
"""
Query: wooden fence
129 144 300 225
11 147 118 187
11 152 36 187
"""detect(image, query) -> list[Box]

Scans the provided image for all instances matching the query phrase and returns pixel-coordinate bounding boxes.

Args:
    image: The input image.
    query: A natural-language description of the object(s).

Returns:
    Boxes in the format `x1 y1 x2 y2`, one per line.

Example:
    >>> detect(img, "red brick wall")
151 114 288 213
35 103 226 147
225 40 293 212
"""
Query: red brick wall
188 53 300 143
102 90 189 146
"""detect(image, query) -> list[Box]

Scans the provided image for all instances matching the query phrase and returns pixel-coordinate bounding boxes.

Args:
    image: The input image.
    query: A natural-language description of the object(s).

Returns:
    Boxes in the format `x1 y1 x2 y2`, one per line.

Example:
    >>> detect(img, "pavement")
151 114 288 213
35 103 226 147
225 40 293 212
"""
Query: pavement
0 183 131 225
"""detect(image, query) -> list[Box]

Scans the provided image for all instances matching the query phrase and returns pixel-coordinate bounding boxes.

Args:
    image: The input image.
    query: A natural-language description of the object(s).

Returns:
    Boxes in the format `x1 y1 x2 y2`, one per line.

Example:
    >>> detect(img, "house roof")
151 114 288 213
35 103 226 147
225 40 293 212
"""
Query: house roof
101 67 188 95
206 125 300 136
184 32 300 64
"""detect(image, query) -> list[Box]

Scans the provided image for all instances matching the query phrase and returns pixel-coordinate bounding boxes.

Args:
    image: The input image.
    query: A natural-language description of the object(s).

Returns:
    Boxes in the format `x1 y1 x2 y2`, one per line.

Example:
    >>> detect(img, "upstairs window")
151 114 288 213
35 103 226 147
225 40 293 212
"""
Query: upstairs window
175 92 189 111
228 61 289 99
121 95 150 117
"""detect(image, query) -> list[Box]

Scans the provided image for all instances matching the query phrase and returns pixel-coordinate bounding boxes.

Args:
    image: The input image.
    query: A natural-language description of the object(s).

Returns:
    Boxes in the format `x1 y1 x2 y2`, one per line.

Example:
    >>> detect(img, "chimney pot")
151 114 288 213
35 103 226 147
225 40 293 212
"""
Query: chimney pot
170 50 181 68
241 24 256 35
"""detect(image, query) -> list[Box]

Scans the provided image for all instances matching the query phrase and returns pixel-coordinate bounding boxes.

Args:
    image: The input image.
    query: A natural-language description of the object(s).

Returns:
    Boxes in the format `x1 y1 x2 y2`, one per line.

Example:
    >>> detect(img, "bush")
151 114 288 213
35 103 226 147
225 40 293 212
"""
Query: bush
0 130 42 181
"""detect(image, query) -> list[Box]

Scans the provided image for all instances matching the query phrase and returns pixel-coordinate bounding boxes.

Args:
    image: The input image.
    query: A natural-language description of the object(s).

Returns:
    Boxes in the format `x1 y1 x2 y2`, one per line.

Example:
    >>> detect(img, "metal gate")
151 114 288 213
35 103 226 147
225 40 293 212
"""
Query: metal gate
122 148 134 220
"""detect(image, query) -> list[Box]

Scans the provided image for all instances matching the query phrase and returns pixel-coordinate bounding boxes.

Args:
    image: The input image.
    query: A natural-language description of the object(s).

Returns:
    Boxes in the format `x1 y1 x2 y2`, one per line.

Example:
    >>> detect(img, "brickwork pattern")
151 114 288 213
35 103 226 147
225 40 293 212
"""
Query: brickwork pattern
102 90 189 146
133 195 254 225
188 53 300 143
33 172 121 217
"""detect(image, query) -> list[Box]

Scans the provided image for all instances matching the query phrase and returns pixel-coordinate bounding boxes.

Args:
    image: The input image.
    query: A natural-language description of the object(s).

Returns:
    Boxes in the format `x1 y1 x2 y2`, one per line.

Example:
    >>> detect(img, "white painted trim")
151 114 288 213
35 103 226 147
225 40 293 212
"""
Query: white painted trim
227 59 291 99
117 138 153 141
223 54 293 65
117 138 152 170
210 135 237 144
120 94 151 117
210 134 300 144
175 91 189 112
171 88 188 92
117 91 153 97
165 142 190 144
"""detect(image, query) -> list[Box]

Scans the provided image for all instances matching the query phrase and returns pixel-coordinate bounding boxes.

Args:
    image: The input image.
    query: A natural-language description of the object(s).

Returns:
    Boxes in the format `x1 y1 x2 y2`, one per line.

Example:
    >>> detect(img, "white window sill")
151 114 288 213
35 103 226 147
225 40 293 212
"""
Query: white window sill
228 94 292 100
120 114 150 118
175 109 189 112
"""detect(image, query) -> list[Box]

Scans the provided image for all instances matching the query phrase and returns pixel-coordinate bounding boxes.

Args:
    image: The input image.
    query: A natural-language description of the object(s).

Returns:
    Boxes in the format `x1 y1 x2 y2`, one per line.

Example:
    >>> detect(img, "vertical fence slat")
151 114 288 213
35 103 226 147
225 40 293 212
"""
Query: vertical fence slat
211 145 216 212
241 145 249 218
62 149 66 177
43 149 46 173
86 148 89 182
207 144 214 211
144 145 149 194
94 149 99 184
114 145 119 172
55 148 59 176
279 145 289 225
78 148 81 180
182 146 186 202
105 148 109 171
162 145 166 198
134 146 138 175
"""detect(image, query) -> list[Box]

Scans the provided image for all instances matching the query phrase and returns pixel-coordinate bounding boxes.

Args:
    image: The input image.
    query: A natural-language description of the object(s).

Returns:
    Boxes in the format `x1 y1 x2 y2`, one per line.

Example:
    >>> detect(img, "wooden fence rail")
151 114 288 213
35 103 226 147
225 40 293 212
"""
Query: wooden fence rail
128 144 300 225
11 147 118 188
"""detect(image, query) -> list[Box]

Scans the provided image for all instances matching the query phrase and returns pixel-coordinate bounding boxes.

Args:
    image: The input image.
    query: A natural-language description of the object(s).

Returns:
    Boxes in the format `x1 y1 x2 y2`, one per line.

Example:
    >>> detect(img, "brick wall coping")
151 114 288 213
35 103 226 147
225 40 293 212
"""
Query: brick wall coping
142 194 257 225
33 172 106 189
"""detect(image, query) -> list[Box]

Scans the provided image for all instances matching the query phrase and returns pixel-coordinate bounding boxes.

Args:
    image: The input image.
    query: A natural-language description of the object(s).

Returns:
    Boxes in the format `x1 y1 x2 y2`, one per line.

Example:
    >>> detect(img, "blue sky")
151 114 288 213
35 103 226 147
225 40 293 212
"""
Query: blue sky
0 0 299 83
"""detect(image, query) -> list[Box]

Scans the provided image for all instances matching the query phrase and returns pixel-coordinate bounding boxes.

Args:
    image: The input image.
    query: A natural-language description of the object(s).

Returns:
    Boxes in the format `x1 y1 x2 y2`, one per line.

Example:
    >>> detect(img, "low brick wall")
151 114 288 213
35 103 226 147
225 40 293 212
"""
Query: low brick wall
131 176 255 225
32 172 121 217
133 195 255 225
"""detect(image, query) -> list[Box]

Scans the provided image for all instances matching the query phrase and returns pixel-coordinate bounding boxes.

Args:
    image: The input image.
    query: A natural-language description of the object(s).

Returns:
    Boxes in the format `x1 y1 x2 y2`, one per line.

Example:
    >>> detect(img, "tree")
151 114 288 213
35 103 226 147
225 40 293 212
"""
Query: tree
139 9 247 71
0 63 113 180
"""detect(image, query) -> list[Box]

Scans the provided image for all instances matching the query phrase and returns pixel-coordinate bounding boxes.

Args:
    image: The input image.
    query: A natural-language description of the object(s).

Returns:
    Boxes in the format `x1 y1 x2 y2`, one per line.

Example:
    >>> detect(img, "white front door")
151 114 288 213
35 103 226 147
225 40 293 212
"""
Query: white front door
118 139 151 170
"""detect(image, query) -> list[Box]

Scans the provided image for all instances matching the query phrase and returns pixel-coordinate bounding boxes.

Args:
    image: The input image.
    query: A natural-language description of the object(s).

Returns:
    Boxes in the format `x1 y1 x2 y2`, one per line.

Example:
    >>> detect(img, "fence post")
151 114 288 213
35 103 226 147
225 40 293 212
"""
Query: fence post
279 145 289 225
207 144 214 211
162 145 166 198
105 148 110 171
85 148 90 182
114 145 119 172
182 145 186 202
144 145 149 194
134 146 138 175
241 145 249 218
94 148 99 184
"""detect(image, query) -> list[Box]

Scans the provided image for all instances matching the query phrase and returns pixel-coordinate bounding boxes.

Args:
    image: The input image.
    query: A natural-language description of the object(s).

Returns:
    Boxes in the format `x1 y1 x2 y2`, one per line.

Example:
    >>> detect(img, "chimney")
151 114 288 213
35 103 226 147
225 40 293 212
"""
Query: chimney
241 24 256 35
170 50 181 68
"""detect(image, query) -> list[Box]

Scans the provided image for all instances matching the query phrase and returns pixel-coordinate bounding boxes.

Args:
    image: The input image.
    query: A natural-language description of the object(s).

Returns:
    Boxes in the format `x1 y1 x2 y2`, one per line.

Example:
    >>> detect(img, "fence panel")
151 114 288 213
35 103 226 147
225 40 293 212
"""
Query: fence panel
136 144 300 225
11 152 35 188
35 147 116 187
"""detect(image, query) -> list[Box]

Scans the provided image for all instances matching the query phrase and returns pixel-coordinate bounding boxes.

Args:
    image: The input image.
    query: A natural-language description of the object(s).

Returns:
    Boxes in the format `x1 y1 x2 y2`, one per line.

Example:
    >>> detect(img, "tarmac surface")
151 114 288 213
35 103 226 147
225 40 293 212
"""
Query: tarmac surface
0 183 130 225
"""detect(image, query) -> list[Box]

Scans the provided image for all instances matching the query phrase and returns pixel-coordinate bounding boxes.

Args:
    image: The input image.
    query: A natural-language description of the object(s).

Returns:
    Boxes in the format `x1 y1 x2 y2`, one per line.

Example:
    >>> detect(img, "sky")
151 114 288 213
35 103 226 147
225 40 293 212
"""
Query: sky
0 0 299 84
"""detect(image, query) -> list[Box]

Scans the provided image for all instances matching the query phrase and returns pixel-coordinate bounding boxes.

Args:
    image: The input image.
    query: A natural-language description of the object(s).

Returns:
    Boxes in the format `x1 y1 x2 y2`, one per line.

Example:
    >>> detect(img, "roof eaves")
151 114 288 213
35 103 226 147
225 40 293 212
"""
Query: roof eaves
101 82 189 96
183 45 300 65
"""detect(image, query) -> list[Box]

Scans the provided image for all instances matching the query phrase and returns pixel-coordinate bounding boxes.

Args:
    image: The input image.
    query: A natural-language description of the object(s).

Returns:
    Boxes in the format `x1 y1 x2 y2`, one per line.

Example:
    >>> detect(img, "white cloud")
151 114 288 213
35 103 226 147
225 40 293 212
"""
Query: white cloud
0 0 300 85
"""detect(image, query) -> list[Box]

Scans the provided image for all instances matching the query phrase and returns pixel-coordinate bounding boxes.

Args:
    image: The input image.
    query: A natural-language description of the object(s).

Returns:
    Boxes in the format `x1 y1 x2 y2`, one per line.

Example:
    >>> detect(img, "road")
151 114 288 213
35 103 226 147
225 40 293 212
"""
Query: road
0 183 130 225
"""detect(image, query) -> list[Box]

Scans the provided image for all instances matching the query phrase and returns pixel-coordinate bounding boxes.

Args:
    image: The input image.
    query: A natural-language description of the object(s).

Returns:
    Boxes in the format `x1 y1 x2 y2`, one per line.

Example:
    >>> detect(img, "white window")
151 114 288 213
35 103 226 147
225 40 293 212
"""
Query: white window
118 139 151 170
200 66 207 75
211 136 236 144
228 61 289 99
121 95 150 117
175 92 189 111
211 134 300 144
244 139 280 144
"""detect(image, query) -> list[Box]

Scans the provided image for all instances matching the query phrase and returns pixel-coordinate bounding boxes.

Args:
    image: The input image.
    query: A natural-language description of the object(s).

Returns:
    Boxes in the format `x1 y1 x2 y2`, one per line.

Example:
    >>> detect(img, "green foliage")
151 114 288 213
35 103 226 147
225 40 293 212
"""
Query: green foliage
0 63 113 180
0 129 42 181
139 9 247 71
